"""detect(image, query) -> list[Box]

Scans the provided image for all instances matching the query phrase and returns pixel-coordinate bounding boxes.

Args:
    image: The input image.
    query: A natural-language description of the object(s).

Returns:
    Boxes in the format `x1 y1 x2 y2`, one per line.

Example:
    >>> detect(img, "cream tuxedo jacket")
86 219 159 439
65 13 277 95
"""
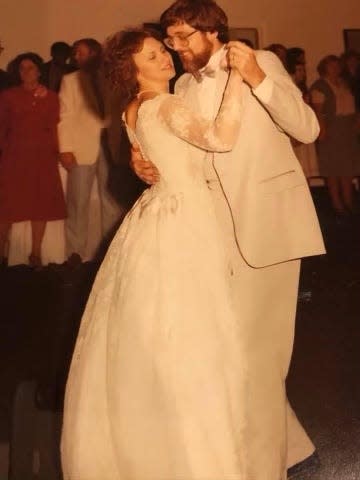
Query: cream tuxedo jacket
58 71 105 165
176 50 325 268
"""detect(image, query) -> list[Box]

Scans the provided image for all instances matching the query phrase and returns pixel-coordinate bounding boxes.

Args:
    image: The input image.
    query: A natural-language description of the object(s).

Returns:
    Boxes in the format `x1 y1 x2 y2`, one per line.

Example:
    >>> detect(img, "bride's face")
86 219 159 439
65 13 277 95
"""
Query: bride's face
134 37 175 86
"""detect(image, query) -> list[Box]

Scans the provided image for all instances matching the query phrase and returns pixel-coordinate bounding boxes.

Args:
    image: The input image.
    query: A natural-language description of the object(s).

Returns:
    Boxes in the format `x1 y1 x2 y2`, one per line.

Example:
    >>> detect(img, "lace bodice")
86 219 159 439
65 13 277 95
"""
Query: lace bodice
125 72 243 192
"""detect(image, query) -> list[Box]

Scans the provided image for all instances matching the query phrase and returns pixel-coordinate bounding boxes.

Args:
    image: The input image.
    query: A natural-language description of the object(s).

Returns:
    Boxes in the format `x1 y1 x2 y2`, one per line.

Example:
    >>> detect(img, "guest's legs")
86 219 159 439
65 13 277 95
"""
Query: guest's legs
30 221 46 258
0 222 11 259
326 176 344 212
339 176 354 211
66 163 96 259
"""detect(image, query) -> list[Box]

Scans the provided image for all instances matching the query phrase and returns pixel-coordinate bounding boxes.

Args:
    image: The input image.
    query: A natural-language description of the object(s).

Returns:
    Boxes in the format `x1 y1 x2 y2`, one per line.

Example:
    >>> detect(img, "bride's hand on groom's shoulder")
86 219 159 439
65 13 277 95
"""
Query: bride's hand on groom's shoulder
130 145 160 185
227 41 265 89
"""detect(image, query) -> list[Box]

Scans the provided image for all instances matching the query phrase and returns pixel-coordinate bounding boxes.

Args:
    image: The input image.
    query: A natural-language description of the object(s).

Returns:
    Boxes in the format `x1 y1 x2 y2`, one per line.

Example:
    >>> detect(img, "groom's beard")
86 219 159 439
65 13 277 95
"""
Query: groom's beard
178 39 213 74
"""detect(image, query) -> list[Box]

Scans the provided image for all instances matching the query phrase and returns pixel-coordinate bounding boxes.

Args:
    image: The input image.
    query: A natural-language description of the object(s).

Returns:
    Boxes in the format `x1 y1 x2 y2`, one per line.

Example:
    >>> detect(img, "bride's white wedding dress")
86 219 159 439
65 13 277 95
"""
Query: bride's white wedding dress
61 77 248 479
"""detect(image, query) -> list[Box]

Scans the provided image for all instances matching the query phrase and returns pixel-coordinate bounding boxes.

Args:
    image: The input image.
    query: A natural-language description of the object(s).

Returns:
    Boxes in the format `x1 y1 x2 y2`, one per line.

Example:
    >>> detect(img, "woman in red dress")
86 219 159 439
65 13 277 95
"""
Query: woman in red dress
0 52 66 267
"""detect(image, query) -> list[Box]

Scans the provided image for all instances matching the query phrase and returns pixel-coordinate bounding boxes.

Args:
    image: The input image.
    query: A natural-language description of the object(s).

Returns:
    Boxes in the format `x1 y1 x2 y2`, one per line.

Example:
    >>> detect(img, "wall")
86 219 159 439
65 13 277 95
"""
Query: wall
1 0 359 82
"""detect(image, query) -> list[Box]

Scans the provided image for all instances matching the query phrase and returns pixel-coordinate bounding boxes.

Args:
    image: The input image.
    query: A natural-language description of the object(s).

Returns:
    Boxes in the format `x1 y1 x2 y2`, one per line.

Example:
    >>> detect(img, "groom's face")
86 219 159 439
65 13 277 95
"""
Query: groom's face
166 22 215 73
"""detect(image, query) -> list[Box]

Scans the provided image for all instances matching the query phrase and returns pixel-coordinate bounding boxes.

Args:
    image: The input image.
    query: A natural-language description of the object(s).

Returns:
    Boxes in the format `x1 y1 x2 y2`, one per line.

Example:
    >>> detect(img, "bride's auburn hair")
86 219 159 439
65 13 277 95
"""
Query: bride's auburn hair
103 28 163 107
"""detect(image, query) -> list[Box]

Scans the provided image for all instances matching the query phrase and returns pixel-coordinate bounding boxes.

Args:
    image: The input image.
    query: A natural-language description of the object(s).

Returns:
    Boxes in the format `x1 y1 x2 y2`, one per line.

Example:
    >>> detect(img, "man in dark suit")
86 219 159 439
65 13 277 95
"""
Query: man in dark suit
42 41 73 92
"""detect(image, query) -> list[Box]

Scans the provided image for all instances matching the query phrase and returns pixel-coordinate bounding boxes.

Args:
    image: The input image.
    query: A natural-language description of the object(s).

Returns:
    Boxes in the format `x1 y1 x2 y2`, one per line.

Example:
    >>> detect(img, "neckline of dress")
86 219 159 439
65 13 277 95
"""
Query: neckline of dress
137 90 168 100
137 92 168 114
122 92 167 130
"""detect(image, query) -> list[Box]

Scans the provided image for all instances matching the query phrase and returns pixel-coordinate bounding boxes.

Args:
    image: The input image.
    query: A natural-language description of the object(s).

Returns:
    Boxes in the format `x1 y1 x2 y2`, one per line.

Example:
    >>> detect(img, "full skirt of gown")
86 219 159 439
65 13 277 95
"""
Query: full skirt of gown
61 182 248 480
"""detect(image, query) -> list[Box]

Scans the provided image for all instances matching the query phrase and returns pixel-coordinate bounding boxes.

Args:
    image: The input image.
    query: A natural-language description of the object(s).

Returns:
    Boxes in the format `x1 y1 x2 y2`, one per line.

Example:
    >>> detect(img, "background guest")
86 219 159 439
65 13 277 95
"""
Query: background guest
0 40 11 91
237 38 254 48
265 43 287 65
0 53 66 267
288 59 319 179
286 47 306 65
340 50 360 112
286 47 306 93
310 55 360 215
42 41 73 92
58 38 122 266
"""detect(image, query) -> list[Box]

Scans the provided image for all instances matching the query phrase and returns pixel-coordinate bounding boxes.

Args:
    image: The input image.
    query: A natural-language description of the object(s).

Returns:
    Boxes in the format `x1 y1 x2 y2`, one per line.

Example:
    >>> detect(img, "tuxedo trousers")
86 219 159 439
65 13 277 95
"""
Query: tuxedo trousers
207 178 314 479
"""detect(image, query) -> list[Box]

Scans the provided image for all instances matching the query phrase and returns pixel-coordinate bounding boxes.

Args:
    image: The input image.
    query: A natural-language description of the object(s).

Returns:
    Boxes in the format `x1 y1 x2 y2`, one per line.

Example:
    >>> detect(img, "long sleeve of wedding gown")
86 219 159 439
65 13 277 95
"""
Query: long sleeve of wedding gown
158 72 243 152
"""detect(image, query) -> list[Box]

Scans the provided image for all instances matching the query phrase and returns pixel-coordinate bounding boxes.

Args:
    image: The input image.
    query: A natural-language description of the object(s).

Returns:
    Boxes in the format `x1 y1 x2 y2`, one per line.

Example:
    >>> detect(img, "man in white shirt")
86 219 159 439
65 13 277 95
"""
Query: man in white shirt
58 38 121 264
132 0 325 478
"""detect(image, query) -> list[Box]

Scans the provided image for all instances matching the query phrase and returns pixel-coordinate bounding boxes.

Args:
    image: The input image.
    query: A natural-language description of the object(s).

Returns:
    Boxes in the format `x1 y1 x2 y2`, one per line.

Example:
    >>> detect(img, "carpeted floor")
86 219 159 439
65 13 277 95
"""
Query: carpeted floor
0 187 360 479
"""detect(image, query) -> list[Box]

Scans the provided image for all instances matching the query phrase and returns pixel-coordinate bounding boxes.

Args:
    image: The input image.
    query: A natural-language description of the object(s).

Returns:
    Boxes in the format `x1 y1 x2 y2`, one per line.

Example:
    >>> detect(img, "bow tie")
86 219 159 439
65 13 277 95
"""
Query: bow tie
194 66 217 83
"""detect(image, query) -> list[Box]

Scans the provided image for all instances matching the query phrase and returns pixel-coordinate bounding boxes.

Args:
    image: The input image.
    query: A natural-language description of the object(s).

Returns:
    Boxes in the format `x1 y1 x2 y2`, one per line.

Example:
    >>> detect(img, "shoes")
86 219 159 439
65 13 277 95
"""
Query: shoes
287 451 320 479
346 204 360 216
67 252 83 268
28 253 42 268
0 256 7 271
333 208 352 227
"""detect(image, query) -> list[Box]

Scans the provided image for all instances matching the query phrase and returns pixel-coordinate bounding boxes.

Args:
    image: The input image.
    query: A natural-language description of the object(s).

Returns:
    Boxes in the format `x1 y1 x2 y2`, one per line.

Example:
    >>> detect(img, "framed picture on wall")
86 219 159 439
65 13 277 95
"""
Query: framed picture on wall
144 22 162 33
228 28 259 49
343 29 360 53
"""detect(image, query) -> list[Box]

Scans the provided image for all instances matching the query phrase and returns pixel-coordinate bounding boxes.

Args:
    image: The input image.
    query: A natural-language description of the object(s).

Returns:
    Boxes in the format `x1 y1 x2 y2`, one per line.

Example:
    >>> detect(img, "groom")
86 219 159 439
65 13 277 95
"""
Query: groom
132 0 325 477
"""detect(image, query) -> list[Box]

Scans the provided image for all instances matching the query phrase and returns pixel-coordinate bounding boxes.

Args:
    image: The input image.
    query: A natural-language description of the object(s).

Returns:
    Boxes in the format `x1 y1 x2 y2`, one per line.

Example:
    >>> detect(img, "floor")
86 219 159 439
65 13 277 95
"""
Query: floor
287 190 360 479
0 187 360 479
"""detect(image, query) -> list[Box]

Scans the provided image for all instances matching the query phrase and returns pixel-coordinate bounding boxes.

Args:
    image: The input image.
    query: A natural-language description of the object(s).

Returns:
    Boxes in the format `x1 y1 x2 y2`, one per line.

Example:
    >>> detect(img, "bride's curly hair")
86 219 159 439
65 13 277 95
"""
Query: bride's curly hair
103 28 163 108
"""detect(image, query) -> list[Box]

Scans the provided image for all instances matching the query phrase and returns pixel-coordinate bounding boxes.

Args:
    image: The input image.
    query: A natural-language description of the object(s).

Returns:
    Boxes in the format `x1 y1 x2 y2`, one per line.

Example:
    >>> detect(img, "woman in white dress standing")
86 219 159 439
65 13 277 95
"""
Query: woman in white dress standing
61 28 250 480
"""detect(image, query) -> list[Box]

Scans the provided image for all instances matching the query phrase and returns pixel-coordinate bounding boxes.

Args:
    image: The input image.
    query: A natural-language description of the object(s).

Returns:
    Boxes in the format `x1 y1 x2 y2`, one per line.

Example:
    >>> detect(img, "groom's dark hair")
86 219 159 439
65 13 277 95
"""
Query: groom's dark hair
160 0 229 43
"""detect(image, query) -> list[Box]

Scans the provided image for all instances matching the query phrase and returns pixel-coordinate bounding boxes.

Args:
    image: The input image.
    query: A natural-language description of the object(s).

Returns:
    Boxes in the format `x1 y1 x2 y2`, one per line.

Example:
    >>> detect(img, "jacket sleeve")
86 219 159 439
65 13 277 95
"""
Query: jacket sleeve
57 74 76 153
252 51 320 144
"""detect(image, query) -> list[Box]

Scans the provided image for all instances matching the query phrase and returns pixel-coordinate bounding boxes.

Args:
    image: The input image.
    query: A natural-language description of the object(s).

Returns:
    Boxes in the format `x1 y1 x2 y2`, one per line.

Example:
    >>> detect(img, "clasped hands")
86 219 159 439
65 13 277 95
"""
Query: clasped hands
131 41 265 185
226 41 265 89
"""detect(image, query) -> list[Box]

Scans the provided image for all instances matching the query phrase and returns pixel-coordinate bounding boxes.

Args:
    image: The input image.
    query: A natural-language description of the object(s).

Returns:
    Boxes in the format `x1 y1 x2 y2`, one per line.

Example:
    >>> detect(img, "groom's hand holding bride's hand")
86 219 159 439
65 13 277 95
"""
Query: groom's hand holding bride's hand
130 144 160 185
227 41 266 89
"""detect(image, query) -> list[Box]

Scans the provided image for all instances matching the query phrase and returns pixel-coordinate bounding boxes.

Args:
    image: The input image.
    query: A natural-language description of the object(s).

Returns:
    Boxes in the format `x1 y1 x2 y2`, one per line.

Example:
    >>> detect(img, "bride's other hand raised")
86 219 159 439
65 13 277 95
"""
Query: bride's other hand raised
227 41 265 89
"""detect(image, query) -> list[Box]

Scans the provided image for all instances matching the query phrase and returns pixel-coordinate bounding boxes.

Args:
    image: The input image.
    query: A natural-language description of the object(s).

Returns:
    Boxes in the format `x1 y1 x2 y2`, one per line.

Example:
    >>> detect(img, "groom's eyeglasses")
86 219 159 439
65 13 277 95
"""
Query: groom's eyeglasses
163 30 199 50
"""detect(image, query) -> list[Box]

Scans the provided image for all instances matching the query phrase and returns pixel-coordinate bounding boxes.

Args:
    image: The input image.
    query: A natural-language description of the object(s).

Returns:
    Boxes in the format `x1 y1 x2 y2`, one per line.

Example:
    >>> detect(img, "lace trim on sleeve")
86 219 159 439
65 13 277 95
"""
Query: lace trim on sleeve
157 80 242 152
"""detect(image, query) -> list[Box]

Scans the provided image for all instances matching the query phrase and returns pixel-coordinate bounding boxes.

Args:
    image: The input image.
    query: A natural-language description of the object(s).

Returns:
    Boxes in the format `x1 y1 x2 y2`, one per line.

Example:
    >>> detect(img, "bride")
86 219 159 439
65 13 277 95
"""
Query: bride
61 28 248 480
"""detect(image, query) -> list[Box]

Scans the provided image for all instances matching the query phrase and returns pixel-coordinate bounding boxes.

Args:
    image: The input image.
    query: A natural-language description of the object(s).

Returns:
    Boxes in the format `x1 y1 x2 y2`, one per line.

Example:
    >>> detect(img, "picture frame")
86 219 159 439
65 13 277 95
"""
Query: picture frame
228 28 259 49
143 22 162 33
343 29 360 53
